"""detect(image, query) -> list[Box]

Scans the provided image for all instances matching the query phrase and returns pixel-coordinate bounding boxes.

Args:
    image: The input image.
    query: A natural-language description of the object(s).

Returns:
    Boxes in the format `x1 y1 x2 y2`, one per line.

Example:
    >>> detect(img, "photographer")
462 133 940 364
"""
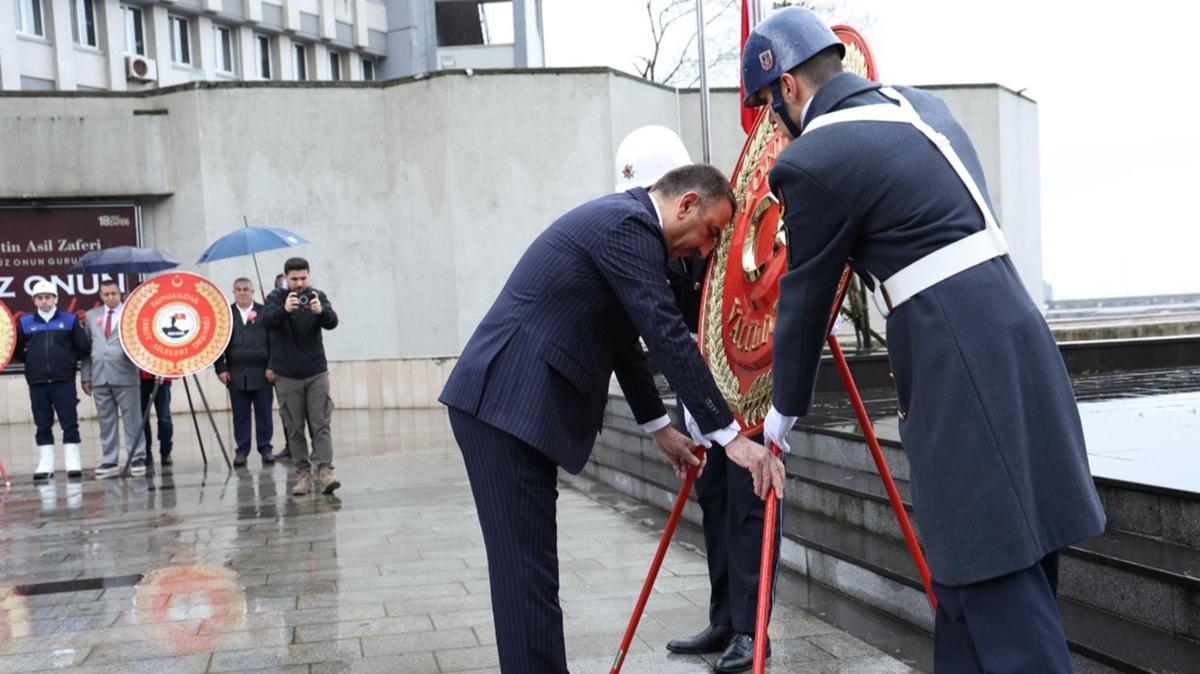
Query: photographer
261 258 340 496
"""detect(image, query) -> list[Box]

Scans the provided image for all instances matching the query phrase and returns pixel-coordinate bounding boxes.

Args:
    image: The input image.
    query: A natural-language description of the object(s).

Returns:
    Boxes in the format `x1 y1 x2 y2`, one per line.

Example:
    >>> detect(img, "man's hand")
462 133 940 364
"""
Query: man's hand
724 435 786 500
81 382 92 396
265 369 277 383
218 372 231 385
308 294 323 314
651 426 705 481
285 292 301 313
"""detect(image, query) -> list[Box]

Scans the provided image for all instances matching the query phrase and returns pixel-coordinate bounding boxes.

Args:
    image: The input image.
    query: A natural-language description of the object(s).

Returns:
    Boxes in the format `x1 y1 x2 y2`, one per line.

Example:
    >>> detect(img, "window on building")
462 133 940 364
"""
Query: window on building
293 43 307 80
255 34 272 79
436 1 514 47
14 0 44 37
169 15 192 65
122 4 144 55
328 51 341 81
361 57 375 81
71 0 97 47
214 25 234 74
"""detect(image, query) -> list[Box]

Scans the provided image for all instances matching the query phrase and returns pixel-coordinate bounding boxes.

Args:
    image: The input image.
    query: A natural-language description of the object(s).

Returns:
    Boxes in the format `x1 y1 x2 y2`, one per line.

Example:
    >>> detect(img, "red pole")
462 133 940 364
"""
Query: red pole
751 442 782 674
827 335 937 609
610 446 706 674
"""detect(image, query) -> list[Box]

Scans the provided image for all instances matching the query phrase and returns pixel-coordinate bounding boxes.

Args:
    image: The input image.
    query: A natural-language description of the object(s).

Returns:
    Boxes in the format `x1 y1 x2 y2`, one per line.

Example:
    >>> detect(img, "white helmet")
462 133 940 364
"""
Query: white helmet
30 280 58 297
614 125 692 193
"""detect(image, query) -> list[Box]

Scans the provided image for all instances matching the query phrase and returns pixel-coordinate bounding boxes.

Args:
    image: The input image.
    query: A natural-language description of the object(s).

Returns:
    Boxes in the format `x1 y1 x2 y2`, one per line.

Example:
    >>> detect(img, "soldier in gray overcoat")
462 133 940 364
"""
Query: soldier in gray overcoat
744 8 1106 672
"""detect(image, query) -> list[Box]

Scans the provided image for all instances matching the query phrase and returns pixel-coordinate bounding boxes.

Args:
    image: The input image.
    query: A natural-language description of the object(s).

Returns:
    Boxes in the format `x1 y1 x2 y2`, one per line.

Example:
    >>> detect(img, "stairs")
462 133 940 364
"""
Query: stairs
585 395 1200 673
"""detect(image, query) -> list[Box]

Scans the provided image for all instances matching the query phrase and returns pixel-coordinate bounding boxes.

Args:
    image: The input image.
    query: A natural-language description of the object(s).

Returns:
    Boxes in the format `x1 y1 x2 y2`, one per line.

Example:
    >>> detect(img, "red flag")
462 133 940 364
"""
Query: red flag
739 0 756 134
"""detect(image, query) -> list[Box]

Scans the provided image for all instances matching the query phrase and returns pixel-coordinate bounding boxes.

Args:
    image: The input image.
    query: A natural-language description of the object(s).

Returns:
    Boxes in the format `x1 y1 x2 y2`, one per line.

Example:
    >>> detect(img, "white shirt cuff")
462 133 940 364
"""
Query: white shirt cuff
639 414 672 434
704 421 741 447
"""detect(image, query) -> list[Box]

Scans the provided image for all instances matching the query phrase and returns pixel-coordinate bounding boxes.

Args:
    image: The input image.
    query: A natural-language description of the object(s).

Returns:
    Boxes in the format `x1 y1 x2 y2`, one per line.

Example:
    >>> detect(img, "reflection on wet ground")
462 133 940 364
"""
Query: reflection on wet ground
0 408 914 673
801 366 1200 493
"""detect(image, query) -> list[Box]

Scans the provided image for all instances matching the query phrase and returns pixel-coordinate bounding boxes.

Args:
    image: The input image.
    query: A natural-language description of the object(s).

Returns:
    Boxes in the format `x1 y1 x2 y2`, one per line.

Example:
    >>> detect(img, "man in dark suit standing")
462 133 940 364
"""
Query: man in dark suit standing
440 165 785 673
615 125 777 671
743 9 1105 672
215 278 275 467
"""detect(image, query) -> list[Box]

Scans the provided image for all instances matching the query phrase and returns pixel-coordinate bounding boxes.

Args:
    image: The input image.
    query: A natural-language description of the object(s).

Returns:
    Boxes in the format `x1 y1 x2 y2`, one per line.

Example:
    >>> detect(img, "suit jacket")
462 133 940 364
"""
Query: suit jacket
81 305 140 387
440 188 735 474
214 302 271 390
768 73 1105 585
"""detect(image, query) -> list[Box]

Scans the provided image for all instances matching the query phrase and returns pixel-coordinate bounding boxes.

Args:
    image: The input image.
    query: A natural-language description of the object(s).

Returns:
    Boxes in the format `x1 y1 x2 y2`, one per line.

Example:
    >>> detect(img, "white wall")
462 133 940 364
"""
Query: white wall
0 70 1042 366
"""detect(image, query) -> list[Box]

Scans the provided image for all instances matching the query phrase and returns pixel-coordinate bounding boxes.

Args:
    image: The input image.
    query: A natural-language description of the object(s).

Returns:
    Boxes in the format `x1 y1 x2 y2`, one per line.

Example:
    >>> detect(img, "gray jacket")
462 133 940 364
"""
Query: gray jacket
81 305 140 387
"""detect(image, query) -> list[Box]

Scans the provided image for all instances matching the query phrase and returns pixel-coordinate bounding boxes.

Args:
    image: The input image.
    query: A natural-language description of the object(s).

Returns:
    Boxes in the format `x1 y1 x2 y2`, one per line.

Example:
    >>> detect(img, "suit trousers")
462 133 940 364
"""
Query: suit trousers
231 387 274 457
29 382 80 445
694 435 783 634
275 372 333 471
447 408 568 674
139 379 173 459
932 553 1072 673
94 384 144 465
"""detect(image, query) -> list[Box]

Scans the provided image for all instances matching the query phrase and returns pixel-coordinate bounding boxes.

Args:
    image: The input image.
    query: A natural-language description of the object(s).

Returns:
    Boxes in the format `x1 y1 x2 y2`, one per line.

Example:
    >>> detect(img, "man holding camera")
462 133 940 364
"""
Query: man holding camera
261 258 340 495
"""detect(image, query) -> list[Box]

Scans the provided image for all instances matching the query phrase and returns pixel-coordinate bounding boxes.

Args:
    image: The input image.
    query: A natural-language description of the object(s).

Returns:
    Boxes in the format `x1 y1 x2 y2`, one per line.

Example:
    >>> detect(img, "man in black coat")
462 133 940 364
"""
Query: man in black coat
215 278 275 467
261 258 340 496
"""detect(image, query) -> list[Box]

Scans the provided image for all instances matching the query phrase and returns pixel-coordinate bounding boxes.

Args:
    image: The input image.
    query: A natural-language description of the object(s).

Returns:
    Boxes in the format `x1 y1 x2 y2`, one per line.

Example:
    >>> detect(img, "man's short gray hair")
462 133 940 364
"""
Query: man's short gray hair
649 164 737 214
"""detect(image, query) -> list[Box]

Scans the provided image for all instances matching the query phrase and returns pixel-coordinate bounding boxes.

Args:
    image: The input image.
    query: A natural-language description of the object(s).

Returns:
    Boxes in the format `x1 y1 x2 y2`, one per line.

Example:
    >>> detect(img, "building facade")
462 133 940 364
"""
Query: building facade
0 0 543 91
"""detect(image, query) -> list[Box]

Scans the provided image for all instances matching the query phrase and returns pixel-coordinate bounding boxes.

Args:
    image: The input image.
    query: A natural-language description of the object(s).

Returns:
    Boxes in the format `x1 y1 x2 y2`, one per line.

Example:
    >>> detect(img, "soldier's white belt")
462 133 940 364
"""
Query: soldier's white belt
803 87 1010 316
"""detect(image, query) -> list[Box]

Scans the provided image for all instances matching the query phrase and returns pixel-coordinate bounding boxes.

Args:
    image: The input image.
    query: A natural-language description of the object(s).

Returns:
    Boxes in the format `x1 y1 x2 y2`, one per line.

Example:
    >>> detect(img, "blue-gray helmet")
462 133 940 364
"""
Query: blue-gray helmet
741 7 843 109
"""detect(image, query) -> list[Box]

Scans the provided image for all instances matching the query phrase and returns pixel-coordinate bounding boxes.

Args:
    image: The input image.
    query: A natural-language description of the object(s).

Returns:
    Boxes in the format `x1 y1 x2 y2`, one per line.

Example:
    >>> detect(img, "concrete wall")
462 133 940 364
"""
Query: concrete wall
0 70 1041 381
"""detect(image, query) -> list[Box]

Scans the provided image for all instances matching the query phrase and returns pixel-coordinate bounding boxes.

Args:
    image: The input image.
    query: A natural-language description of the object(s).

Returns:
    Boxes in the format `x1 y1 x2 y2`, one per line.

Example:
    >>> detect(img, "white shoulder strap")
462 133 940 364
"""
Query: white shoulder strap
800 87 1009 314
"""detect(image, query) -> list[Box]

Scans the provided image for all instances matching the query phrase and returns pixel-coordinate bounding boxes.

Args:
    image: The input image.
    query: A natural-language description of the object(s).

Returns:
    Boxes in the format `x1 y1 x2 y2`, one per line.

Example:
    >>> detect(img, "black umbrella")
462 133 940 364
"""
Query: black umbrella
73 246 180 275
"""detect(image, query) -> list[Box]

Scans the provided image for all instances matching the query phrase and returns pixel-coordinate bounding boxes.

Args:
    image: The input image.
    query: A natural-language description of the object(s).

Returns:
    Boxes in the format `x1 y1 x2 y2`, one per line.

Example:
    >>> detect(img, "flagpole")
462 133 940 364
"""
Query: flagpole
696 0 712 163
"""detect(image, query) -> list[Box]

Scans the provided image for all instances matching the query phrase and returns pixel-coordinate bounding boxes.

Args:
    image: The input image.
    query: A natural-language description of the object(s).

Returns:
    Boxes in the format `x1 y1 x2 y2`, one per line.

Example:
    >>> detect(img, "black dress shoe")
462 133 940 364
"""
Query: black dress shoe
714 633 769 673
261 452 275 465
666 623 734 655
233 455 248 468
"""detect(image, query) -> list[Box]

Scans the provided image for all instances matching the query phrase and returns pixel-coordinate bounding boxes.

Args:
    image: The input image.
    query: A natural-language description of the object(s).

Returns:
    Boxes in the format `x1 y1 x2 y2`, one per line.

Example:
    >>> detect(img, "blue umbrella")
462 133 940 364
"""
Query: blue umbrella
73 246 180 275
196 226 309 264
196 224 308 298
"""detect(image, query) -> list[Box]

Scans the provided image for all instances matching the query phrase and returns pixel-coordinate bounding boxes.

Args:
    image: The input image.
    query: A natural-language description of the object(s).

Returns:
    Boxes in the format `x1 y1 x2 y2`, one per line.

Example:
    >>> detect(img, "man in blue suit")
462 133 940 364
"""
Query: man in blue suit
440 164 786 673
744 9 1105 673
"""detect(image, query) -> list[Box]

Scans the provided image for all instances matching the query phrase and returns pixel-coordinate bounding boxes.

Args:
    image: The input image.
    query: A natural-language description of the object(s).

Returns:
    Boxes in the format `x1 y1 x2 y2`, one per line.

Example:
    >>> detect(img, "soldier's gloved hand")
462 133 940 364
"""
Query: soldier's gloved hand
764 406 797 454
681 404 711 449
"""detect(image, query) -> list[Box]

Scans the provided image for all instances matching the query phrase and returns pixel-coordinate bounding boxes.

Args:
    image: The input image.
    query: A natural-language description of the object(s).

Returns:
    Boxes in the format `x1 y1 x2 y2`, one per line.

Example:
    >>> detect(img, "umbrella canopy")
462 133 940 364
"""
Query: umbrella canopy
73 246 180 275
196 226 308 264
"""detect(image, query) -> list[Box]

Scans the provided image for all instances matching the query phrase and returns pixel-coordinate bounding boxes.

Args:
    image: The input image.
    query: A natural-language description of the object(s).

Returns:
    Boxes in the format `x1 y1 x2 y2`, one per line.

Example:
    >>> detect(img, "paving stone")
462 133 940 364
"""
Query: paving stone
0 408 915 674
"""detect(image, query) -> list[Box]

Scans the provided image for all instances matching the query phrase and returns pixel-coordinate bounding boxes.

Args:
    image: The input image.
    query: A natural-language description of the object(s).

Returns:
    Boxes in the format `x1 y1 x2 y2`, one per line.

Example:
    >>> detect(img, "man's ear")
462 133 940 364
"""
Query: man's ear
677 191 702 217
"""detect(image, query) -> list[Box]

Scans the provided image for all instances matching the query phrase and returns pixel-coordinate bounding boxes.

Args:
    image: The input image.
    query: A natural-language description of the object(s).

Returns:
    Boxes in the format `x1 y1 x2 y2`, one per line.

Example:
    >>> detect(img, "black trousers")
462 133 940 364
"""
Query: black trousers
139 378 173 458
447 408 568 674
29 381 80 445
932 553 1072 673
231 387 274 457
694 434 783 634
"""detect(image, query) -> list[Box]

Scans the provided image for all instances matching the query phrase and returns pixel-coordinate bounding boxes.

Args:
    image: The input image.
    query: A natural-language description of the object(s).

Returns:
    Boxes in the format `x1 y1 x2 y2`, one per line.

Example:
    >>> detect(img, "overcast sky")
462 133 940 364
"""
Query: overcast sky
541 0 1199 300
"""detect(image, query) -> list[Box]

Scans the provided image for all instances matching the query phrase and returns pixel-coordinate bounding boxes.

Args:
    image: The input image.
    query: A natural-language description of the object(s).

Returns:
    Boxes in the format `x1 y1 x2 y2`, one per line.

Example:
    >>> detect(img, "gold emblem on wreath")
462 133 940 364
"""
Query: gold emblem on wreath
120 276 233 377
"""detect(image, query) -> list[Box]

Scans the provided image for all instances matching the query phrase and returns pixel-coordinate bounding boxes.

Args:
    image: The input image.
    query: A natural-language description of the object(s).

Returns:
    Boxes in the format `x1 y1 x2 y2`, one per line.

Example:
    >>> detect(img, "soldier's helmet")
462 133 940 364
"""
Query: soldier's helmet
741 7 843 108
614 125 692 193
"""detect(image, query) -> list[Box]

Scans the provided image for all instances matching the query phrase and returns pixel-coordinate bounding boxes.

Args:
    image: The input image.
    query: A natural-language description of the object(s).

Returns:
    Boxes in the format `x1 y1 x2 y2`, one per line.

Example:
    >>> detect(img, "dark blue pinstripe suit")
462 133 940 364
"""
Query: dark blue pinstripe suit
440 188 735 672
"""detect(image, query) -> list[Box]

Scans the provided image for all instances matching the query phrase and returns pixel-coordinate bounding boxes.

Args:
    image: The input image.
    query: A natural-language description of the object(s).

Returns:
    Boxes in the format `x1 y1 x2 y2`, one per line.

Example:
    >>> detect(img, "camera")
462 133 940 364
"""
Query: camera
293 290 318 308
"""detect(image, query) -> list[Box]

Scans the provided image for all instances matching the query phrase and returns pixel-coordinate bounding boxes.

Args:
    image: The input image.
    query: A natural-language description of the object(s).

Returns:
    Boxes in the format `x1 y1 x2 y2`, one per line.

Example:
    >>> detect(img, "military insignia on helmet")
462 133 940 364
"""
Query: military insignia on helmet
622 164 635 180
759 49 774 71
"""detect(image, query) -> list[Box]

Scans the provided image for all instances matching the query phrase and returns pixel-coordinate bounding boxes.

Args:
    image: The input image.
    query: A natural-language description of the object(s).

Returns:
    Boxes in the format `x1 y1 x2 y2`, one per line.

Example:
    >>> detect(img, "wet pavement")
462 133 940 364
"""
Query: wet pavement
801 366 1200 494
0 408 915 673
